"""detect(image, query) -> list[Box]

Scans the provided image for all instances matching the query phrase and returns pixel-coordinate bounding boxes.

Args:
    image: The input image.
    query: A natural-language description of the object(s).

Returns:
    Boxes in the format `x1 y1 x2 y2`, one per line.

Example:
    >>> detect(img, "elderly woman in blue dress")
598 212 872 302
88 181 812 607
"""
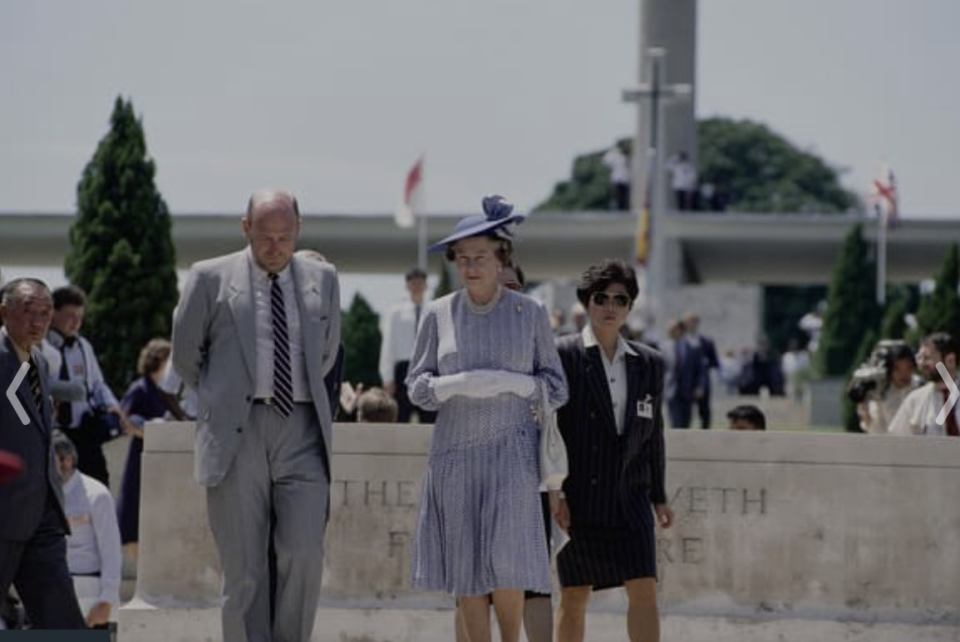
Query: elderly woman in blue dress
554 259 675 642
406 196 568 642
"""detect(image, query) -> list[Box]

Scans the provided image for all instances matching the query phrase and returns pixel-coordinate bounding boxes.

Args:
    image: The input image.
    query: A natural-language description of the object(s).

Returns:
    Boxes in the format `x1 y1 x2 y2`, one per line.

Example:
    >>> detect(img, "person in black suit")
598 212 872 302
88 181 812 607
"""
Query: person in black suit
554 260 674 642
0 278 85 629
678 312 720 429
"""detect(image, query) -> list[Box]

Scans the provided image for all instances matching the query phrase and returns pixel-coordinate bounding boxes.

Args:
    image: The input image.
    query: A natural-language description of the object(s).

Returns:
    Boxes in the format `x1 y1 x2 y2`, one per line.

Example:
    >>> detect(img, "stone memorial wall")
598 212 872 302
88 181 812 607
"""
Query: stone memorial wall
120 423 960 642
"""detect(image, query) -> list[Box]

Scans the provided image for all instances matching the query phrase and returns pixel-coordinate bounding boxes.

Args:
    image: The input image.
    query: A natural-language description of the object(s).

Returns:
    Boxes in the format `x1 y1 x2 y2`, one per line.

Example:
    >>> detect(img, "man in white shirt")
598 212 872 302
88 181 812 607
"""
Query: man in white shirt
665 151 698 211
888 333 960 437
52 430 122 629
601 142 631 211
379 268 435 423
42 286 130 486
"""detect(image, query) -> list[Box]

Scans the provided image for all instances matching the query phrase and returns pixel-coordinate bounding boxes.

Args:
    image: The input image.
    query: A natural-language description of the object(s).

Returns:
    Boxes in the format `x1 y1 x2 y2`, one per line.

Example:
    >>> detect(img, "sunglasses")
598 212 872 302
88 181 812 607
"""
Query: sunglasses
590 292 631 308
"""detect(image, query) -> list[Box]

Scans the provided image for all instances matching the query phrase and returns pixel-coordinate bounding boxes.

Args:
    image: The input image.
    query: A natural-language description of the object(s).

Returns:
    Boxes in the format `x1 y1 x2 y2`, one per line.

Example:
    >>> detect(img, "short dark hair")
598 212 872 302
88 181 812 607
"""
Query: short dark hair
52 285 87 310
575 259 639 309
921 332 958 361
137 338 172 376
405 267 427 282
727 405 767 430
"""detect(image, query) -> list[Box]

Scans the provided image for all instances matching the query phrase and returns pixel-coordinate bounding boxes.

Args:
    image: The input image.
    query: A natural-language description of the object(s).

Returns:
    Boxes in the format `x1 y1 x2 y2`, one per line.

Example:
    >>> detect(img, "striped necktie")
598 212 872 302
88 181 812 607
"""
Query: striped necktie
28 358 44 417
268 273 294 418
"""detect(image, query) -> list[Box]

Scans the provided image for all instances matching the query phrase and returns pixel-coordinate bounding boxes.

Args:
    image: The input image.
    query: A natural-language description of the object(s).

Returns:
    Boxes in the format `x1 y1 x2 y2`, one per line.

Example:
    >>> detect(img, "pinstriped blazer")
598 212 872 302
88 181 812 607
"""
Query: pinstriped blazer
556 333 667 531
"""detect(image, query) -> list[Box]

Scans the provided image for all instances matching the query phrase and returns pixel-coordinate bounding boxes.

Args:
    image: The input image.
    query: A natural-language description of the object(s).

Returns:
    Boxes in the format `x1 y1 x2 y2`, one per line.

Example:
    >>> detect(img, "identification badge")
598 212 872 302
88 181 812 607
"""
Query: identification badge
637 394 654 419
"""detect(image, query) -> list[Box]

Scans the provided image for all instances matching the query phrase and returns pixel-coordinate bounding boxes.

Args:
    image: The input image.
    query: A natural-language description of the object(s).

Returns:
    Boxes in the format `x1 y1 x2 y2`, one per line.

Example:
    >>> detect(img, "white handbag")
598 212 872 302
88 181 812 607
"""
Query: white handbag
539 382 568 491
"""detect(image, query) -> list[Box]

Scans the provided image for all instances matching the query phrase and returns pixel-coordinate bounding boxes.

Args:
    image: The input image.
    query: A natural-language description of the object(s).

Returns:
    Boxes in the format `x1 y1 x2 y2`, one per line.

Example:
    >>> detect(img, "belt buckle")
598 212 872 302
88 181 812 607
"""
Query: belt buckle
262 397 274 406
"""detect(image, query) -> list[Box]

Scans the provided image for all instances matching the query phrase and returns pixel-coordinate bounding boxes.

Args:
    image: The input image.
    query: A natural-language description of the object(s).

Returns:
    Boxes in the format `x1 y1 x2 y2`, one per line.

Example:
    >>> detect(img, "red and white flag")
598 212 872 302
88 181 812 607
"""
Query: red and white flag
394 156 424 229
869 163 898 229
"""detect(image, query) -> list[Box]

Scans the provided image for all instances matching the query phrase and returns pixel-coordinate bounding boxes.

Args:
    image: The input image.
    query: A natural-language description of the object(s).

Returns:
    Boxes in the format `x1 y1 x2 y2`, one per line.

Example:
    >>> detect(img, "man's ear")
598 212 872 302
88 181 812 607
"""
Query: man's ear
947 352 958 372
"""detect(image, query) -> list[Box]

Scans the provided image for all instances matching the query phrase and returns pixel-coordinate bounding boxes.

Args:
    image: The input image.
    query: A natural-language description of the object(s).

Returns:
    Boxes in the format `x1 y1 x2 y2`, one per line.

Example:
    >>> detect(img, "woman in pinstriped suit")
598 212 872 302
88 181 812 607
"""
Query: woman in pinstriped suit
554 259 674 642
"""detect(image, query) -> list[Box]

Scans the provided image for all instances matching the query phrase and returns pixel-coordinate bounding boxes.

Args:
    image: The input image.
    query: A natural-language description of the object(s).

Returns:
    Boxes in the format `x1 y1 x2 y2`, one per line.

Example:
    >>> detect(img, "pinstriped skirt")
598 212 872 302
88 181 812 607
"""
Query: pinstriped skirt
411 425 551 597
557 523 658 590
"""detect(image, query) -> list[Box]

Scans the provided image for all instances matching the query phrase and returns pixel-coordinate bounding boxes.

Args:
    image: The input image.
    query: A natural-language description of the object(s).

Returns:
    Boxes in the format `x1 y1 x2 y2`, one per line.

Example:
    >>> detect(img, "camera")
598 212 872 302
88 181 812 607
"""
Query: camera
846 340 910 403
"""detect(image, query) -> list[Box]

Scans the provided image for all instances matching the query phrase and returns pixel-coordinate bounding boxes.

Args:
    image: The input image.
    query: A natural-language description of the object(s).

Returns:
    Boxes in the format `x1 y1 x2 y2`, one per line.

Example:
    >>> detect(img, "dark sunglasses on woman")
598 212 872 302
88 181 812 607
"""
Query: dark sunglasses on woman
590 292 631 308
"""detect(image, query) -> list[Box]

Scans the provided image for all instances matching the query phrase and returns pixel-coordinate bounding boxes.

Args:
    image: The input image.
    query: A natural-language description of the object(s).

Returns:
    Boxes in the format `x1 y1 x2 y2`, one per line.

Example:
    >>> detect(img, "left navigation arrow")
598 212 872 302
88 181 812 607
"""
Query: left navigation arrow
5 362 31 426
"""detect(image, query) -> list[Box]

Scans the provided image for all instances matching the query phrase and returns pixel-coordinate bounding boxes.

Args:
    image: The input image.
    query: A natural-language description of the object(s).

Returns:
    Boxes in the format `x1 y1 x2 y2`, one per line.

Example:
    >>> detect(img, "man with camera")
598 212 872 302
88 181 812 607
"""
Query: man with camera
849 340 920 434
41 286 132 486
888 333 960 437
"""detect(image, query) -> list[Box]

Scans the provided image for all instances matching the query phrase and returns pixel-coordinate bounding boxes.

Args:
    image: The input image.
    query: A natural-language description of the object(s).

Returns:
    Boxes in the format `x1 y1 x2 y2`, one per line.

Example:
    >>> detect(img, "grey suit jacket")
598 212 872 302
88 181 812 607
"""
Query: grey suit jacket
171 250 341 487
0 331 69 540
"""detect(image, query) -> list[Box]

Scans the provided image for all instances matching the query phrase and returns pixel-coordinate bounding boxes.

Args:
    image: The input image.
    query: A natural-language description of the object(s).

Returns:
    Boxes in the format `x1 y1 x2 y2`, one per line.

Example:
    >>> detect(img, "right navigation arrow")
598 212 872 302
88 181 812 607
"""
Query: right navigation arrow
935 362 959 426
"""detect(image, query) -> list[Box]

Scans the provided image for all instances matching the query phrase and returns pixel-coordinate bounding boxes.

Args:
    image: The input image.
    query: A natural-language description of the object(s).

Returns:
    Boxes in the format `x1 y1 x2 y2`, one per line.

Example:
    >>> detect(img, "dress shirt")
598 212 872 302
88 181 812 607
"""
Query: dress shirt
888 379 960 436
249 250 310 402
62 471 122 606
582 324 638 435
42 332 118 426
378 299 423 384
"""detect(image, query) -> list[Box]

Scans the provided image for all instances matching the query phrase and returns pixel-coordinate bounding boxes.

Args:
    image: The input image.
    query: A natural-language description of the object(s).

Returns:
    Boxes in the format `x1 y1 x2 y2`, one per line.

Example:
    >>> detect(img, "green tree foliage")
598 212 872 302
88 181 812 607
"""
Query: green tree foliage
911 244 960 341
536 138 632 211
341 293 382 387
763 285 826 353
65 97 178 392
815 224 880 376
698 118 859 213
880 293 911 341
535 118 858 213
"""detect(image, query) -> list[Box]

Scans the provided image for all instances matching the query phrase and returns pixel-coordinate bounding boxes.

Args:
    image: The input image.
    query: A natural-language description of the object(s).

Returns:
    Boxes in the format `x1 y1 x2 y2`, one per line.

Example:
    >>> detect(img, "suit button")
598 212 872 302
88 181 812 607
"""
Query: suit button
590 412 596 419
245 395 252 402
592 446 599 453
236 427 243 433
591 478 598 486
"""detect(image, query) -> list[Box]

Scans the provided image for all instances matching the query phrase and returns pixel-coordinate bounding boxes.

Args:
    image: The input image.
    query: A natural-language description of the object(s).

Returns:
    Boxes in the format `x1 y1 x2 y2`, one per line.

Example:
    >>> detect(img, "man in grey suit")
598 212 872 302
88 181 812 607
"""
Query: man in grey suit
0 278 86 629
171 190 341 642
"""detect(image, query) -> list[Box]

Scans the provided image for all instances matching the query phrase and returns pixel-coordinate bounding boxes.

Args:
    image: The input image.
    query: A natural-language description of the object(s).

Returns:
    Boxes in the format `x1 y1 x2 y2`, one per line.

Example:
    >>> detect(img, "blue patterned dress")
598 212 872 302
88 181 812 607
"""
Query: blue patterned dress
406 288 568 596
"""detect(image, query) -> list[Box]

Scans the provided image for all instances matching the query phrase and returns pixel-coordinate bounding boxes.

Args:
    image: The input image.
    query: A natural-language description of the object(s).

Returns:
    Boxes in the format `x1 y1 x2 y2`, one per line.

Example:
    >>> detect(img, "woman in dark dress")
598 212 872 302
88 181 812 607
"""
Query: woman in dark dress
116 338 173 563
554 259 675 642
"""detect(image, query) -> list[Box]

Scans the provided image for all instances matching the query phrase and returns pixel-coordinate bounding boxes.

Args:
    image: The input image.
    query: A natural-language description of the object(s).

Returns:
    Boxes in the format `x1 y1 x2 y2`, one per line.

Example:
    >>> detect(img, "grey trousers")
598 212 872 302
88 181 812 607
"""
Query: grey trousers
207 404 329 642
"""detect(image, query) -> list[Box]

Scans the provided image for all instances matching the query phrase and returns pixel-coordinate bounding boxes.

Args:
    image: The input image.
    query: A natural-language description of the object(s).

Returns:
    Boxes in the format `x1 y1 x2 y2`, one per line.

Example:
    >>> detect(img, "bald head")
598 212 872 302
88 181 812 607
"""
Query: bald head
242 190 301 273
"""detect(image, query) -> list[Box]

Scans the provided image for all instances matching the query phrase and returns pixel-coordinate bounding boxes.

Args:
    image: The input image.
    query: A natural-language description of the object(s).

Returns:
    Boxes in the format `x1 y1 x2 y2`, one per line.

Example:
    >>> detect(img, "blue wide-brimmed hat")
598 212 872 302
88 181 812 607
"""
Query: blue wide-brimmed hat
428 195 526 253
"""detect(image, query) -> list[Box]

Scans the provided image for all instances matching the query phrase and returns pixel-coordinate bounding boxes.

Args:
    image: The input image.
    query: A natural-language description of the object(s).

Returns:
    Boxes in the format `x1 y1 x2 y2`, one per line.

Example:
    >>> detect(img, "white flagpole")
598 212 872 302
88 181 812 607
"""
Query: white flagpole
417 209 427 272
417 156 427 271
876 202 887 307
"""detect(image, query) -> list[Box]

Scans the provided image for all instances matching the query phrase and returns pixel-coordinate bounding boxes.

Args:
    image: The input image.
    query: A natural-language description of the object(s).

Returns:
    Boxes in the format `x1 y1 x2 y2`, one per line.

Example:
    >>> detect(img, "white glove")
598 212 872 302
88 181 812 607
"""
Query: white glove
432 370 536 402
492 372 537 398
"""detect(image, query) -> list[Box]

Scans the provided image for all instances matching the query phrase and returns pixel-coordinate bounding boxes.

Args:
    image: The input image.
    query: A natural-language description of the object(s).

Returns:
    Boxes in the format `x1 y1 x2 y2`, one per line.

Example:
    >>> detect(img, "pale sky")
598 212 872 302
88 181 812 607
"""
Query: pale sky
2 0 958 220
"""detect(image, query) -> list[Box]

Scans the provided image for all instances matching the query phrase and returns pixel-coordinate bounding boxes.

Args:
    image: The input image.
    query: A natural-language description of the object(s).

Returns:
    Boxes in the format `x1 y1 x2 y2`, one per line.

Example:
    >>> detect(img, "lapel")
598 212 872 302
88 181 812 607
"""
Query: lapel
624 348 647 438
2 335 46 434
291 257 324 389
582 341 618 434
226 252 257 382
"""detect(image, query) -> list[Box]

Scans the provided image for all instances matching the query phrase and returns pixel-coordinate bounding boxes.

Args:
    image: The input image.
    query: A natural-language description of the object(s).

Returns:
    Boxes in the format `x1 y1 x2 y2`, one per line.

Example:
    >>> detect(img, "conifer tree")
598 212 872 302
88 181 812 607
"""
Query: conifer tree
341 293 382 387
65 96 179 391
912 244 960 341
815 224 880 376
